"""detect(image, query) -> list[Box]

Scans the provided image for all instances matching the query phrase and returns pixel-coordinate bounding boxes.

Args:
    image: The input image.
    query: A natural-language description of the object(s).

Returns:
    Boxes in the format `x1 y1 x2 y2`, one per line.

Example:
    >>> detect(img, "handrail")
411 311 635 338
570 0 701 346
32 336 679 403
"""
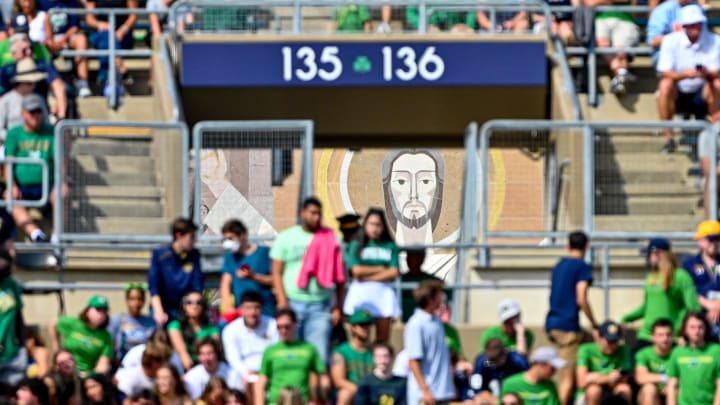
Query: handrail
159 34 183 122
1 157 50 212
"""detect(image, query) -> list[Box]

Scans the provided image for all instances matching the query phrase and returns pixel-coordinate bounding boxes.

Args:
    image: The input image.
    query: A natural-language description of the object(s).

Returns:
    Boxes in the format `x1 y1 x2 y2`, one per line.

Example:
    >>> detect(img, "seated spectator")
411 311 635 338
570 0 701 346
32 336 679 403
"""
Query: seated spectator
125 389 157 405
657 4 720 153
331 309 375 405
332 5 371 32
355 343 407 405
5 93 63 242
682 221 720 329
0 57 47 141
84 0 136 89
576 320 632 405
0 32 49 68
224 389 246 405
500 347 564 405
40 0 90 97
42 349 81 405
148 217 203 326
115 343 171 399
121 329 185 374
471 9 529 33
167 292 219 371
183 338 243 400
499 393 523 405
255 308 329 405
634 319 673 405
154 364 192 405
532 0 575 43
23 326 49 378
400 248 452 323
586 0 639 95
343 208 401 344
108 283 156 363
222 291 278 403
15 377 49 405
81 374 117 405
470 338 530 404
0 248 26 393
481 299 534 357
219 219 275 317
406 7 472 32
667 311 720 404
48 295 113 375
11 0 50 45
647 0 696 63
196 376 228 405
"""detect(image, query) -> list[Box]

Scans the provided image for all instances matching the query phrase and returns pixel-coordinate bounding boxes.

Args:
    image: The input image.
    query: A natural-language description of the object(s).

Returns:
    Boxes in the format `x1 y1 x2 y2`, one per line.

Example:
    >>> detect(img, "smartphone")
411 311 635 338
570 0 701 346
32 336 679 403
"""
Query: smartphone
697 64 705 70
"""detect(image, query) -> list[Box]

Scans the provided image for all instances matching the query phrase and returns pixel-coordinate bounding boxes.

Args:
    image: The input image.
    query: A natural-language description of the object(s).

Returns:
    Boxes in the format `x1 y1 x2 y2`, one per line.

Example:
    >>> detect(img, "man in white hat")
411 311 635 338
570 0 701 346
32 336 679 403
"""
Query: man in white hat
480 299 534 357
657 3 720 153
0 58 47 141
500 347 565 405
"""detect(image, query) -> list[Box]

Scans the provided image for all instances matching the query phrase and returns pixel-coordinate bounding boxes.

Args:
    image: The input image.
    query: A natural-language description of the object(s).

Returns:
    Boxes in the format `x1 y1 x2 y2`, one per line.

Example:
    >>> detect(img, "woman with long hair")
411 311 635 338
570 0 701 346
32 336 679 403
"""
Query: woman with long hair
24 326 49 378
167 292 219 370
621 239 701 349
342 207 401 343
81 374 116 405
43 349 81 405
108 283 156 363
197 376 228 405
13 0 51 45
154 364 193 405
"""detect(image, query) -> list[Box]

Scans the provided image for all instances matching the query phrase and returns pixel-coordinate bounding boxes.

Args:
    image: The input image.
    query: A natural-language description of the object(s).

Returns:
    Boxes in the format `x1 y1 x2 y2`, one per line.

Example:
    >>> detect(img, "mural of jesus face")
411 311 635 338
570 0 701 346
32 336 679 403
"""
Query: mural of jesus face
389 153 438 229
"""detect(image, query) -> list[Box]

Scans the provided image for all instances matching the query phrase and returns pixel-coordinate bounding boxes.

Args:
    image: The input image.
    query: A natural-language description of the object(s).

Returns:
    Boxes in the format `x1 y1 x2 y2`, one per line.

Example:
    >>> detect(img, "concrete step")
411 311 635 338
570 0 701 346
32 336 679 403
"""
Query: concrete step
597 182 701 197
94 217 170 234
71 138 151 157
72 155 154 174
595 214 704 232
74 172 157 186
597 195 700 216
594 135 697 154
77 96 157 121
594 169 687 184
81 186 162 199
73 199 163 217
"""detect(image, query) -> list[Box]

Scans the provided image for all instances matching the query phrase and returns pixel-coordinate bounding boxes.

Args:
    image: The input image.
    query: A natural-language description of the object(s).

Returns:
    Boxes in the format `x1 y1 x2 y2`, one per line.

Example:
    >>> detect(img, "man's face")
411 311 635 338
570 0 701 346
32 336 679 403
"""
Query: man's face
684 22 703 40
241 301 262 328
15 387 37 405
389 153 437 229
350 322 371 342
372 347 393 373
276 315 297 342
599 338 619 355
686 317 706 345
175 231 196 252
12 41 32 61
22 108 42 132
197 344 218 372
699 236 719 257
301 204 322 231
651 326 674 352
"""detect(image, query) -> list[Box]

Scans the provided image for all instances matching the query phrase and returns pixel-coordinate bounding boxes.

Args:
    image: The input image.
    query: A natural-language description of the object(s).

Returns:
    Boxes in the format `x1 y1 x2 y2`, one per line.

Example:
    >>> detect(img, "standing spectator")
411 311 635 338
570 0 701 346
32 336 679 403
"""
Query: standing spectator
148 217 203 326
400 248 452 323
108 283 156 363
255 308 329 405
40 0 91 97
480 299 534 357
333 212 360 348
657 4 720 153
120 329 184 374
332 309 375 405
0 249 25 393
167 291 219 371
48 295 112 375
154 364 192 405
635 319 674 405
81 374 117 405
469 338 529 404
84 0 136 89
343 208 400 344
5 93 65 242
647 0 695 63
270 197 345 363
500 347 564 405
404 280 455 405
183 338 243 400
0 57 46 141
219 219 275 317
621 238 700 348
222 291 278 403
115 343 170 399
15 377 49 405
332 5 371 32
682 220 720 328
11 0 50 45
666 312 720 405
576 320 633 405
354 343 407 405
545 231 598 405
43 349 81 405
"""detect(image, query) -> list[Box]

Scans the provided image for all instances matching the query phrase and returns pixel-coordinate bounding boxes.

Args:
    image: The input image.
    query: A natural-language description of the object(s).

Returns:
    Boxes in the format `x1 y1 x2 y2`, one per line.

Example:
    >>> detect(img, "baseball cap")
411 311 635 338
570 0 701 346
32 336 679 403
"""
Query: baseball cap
680 4 707 26
21 93 45 112
641 238 671 255
87 294 109 310
695 220 720 240
530 346 567 369
599 320 623 342
336 213 361 232
348 309 374 325
497 299 521 322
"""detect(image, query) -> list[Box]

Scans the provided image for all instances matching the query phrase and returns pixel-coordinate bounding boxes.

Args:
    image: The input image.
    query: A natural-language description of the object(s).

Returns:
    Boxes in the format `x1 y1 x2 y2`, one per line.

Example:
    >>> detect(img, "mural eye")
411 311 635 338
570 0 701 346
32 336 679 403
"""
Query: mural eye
421 179 430 185
396 179 406 185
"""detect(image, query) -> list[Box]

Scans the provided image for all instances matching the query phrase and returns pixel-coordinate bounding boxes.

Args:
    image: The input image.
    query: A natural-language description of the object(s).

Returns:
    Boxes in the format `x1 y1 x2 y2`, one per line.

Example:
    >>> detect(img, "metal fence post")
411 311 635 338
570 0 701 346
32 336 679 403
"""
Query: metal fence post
418 0 428 33
109 12 117 110
602 244 610 318
588 37 597 107
711 123 718 220
478 124 491 268
583 124 594 238
456 122 478 324
292 0 301 33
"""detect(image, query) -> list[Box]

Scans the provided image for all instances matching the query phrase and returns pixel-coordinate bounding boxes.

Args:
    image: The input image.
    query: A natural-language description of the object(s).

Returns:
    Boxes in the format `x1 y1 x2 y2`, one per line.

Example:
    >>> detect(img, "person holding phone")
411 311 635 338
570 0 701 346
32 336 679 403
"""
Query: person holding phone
480 299 535 357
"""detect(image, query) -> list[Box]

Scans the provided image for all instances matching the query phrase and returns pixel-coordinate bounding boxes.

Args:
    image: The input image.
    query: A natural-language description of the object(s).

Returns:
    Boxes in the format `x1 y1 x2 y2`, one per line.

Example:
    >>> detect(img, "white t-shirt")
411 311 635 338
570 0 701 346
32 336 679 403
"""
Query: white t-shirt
121 344 185 374
116 366 154 397
658 29 720 93
392 349 409 377
222 315 279 377
184 362 243 400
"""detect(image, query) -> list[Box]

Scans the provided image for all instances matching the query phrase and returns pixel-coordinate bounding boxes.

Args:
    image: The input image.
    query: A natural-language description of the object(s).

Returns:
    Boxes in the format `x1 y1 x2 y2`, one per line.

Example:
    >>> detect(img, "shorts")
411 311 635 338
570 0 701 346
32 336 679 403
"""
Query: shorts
676 88 708 118
575 386 622 405
548 330 583 373
343 281 400 318
595 17 640 48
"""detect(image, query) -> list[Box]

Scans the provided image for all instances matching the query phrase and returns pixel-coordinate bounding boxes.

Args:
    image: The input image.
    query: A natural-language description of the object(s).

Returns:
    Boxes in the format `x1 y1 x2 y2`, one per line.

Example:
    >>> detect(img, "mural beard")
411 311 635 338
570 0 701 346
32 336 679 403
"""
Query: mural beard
384 181 444 235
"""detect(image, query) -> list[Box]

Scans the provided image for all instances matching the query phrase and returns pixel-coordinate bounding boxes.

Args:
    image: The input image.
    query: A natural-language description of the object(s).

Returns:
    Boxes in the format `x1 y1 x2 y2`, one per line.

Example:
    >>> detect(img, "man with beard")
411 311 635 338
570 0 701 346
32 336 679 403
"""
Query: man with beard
0 249 25 395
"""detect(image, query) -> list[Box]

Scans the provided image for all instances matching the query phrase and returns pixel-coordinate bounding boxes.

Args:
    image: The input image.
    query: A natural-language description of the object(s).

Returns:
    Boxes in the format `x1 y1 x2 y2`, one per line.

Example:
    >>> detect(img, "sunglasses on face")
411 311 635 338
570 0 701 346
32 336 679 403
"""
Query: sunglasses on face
183 299 202 306
28 109 42 115
276 323 293 330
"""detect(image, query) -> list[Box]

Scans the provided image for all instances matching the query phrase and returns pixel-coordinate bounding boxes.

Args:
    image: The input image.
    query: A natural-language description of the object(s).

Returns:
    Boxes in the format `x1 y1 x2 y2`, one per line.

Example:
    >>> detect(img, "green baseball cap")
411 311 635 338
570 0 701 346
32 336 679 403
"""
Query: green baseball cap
348 309 374 325
87 295 109 310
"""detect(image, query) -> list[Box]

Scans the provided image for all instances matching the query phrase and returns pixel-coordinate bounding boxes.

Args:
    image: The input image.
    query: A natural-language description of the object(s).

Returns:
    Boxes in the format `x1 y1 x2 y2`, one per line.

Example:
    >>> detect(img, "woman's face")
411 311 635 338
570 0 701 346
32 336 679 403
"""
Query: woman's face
224 394 244 405
19 0 35 13
126 289 145 316
86 307 108 328
364 213 384 241
183 292 203 318
84 379 104 403
156 367 175 395
209 388 224 405
55 351 76 375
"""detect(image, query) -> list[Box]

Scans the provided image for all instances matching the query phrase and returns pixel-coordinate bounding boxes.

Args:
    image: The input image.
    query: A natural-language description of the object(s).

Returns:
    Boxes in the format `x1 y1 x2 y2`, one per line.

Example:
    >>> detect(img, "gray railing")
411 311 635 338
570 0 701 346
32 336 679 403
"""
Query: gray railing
1 157 51 212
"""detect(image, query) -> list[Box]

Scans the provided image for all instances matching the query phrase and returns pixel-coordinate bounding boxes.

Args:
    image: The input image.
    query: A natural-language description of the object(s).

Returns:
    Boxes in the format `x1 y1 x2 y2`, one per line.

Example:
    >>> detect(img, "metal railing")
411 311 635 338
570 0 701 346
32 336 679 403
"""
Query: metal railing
1 157 51 212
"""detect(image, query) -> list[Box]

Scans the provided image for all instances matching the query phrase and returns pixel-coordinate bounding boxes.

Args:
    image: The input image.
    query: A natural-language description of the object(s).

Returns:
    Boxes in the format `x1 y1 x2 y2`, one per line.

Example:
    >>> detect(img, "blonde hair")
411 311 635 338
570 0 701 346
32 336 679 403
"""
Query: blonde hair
649 251 677 292
277 387 304 405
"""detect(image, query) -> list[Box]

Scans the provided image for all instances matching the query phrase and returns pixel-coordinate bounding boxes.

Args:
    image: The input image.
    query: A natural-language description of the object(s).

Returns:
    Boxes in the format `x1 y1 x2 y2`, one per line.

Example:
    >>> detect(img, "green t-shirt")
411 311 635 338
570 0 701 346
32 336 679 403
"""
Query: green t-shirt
577 342 631 374
259 340 326 404
0 40 51 68
0 277 23 362
333 341 374 383
166 320 219 363
406 7 472 30
500 373 561 405
444 323 463 357
634 346 672 389
4 123 55 186
334 5 370 31
620 269 700 341
270 226 329 303
56 316 113 373
667 343 720 405
400 272 452 323
346 239 399 273
595 0 634 22
480 325 535 353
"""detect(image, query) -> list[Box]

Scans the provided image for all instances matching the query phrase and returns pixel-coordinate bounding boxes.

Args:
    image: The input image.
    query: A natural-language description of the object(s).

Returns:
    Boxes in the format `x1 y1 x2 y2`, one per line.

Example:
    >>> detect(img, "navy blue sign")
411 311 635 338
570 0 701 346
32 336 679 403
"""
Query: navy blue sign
181 40 546 87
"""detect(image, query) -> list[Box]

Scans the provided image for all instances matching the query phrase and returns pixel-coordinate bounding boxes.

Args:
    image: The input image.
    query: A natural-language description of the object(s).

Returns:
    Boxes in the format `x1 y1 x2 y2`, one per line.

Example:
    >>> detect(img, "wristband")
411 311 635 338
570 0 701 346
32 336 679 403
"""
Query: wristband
661 374 667 384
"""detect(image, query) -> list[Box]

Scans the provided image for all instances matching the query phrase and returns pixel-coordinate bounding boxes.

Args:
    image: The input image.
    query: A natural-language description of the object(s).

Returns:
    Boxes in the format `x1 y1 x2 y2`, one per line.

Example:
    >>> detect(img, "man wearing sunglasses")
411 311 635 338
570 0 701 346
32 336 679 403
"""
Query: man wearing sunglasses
683 220 720 330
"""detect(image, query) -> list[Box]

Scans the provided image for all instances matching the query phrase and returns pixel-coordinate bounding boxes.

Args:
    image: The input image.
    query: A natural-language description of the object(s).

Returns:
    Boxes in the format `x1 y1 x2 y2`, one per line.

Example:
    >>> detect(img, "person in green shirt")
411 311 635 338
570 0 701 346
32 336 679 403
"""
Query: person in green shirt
333 5 371 32
0 33 51 69
576 320 632 405
635 319 674 405
480 299 534 357
48 295 113 375
501 346 564 405
667 311 720 405
0 249 26 389
621 239 701 345
331 309 375 405
256 308 329 405
167 291 219 371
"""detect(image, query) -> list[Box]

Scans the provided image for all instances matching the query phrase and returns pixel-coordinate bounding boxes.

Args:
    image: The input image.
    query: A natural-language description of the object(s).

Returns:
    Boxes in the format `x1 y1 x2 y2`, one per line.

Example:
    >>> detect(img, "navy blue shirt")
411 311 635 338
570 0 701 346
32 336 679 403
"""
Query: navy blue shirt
147 244 203 317
469 351 529 397
545 257 593 332
354 374 407 405
221 245 275 316
39 0 81 35
682 252 720 298
0 59 60 97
